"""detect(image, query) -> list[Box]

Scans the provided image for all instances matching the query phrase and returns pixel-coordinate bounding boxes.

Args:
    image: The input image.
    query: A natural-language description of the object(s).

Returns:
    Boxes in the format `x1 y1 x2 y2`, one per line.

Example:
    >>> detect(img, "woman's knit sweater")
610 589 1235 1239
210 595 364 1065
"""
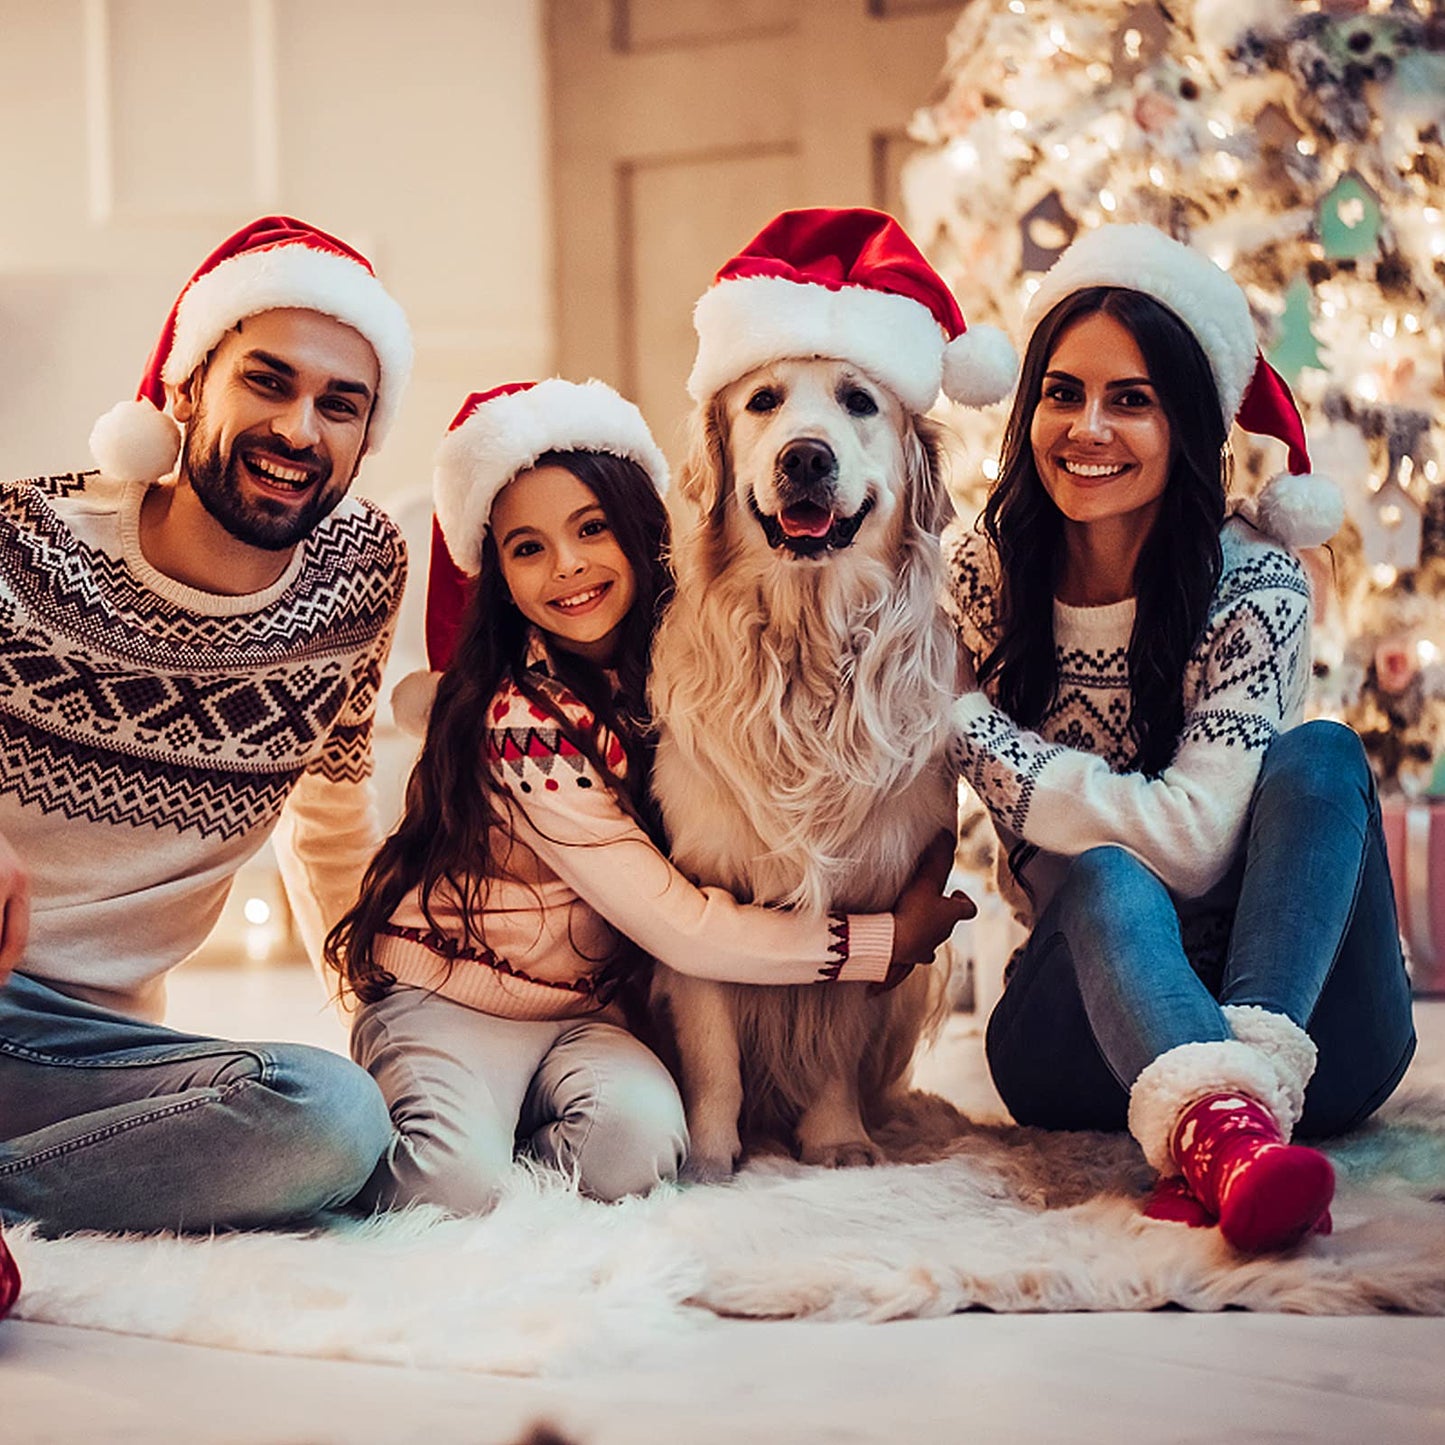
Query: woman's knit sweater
943 518 1313 925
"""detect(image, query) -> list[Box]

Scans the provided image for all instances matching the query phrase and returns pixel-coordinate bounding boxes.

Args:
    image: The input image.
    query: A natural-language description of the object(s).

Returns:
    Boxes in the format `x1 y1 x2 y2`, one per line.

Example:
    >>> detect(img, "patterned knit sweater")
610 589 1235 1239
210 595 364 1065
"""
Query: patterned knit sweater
943 518 1312 925
376 636 894 1022
0 470 405 1020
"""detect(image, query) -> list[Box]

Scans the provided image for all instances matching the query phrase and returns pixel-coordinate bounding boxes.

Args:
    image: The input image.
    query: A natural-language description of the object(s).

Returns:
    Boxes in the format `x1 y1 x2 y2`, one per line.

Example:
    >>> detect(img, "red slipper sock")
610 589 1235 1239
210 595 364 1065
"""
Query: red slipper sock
0 1225 20 1319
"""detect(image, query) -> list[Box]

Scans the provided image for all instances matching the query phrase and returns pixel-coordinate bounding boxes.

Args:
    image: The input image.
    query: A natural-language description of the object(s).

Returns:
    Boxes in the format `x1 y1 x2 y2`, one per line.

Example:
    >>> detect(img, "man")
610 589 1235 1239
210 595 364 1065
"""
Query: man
0 217 412 1233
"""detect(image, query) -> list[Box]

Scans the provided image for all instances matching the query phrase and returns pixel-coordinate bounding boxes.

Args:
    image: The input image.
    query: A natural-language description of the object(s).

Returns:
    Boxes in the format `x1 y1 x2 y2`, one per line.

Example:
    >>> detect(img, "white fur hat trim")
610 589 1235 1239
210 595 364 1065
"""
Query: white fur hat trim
1024 224 1257 421
1127 1038 1293 1175
688 273 1017 412
1255 469 1346 549
434 378 670 576
164 243 414 451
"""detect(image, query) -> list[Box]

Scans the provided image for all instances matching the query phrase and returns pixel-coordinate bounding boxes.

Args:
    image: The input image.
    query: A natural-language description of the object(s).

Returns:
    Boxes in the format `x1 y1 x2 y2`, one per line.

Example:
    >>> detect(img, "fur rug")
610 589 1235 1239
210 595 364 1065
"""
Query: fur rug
9 1086 1445 1375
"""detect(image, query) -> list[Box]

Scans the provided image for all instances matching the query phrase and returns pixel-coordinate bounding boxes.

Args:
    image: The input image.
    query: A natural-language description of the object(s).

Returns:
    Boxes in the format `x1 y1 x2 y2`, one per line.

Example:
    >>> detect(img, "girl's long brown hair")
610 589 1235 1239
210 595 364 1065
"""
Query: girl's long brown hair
325 450 673 1006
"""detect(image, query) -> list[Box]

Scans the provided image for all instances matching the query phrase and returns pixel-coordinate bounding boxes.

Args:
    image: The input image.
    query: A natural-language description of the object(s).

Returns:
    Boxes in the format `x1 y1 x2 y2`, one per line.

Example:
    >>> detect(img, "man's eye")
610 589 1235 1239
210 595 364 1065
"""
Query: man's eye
843 388 878 417
746 388 780 413
248 373 284 393
321 398 360 419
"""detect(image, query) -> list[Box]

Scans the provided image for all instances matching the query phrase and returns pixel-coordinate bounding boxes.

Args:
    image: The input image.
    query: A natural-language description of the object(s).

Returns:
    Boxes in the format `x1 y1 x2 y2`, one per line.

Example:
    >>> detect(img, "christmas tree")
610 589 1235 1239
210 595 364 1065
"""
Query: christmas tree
906 0 1445 793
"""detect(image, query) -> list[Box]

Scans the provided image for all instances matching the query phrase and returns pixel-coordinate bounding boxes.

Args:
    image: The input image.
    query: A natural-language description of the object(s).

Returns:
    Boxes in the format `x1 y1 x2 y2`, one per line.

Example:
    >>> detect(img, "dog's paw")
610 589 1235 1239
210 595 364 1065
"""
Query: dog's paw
682 1126 742 1184
799 1138 886 1169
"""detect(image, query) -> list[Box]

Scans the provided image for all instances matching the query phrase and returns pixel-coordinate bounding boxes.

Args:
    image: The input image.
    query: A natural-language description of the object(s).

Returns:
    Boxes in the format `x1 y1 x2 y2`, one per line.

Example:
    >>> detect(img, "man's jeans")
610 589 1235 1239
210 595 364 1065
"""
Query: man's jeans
0 971 390 1233
986 720 1417 1138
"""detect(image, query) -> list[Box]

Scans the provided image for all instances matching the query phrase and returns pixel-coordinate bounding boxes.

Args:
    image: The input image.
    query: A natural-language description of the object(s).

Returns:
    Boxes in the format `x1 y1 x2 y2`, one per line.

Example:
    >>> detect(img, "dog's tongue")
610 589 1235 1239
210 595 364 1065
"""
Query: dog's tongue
778 503 835 539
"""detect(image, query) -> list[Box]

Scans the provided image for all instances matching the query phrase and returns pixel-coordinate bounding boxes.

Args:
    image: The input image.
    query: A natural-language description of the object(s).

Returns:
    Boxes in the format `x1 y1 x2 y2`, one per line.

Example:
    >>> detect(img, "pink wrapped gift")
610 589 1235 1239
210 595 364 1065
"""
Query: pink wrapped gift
1380 795 1445 995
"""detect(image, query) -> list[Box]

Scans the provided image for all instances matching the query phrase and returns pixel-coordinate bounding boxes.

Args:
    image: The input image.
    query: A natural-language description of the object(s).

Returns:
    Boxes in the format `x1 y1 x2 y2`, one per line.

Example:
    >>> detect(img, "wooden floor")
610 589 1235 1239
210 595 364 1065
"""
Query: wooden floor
4 964 1443 1445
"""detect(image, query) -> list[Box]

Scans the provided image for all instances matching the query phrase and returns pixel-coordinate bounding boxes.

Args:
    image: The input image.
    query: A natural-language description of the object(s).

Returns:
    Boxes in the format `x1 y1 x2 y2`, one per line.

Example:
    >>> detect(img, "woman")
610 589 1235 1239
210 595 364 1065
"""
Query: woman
946 224 1415 1252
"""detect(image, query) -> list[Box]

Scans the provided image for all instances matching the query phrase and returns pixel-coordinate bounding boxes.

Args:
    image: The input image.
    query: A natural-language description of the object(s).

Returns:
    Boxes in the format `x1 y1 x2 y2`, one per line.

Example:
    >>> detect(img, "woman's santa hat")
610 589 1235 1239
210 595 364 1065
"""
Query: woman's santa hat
392 378 670 735
688 207 1018 412
89 215 413 484
1024 223 1344 549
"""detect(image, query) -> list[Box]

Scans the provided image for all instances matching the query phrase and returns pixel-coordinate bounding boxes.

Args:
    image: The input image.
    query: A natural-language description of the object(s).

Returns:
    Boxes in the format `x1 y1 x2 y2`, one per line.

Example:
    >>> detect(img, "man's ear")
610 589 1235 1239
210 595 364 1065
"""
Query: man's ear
168 368 202 425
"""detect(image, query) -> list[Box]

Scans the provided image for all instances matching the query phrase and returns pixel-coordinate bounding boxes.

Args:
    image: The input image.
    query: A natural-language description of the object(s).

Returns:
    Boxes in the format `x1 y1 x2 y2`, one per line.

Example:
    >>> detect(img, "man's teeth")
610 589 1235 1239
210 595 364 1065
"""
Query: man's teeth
552 585 605 610
1061 460 1128 478
249 456 311 486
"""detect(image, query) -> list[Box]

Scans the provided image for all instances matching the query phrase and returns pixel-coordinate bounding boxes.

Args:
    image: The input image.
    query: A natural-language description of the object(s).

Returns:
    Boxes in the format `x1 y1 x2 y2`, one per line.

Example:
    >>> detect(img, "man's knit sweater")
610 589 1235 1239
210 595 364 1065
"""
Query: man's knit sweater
0 470 405 1020
943 518 1313 926
377 638 894 1022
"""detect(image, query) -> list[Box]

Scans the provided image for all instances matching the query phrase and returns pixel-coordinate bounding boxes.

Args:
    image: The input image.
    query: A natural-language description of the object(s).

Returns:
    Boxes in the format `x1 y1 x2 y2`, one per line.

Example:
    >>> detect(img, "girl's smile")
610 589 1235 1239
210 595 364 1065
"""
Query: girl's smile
492 464 636 664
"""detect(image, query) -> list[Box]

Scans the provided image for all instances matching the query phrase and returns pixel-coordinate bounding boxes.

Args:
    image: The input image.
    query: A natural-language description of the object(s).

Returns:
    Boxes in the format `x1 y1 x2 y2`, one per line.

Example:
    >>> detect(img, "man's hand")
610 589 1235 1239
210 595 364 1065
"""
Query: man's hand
873 831 976 993
0 832 29 985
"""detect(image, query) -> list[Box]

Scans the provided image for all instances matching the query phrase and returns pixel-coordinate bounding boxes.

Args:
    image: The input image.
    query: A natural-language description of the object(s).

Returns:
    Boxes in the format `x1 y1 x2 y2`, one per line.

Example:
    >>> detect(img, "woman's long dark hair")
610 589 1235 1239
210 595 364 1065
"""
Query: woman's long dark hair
978 287 1228 777
326 450 674 1005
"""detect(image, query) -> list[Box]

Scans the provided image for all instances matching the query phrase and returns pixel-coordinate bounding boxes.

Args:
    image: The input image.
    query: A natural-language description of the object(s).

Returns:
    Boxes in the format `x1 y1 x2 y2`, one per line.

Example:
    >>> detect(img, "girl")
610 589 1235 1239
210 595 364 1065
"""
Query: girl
945 225 1415 1252
327 379 971 1213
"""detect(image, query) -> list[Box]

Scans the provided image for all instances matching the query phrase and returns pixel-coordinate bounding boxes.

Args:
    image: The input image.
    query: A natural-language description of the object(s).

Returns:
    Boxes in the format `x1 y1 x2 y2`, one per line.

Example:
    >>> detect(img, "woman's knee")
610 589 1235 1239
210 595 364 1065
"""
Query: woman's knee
1259 719 1369 802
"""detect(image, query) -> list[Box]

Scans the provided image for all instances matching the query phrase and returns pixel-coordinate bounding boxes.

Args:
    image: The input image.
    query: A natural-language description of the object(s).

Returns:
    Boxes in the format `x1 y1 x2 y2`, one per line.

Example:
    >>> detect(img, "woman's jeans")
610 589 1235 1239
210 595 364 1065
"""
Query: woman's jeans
0 971 392 1234
986 721 1417 1139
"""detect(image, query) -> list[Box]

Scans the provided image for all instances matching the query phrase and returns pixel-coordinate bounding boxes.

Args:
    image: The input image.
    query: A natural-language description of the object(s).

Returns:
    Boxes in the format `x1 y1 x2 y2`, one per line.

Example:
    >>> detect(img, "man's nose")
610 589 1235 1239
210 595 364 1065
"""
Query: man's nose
272 396 321 450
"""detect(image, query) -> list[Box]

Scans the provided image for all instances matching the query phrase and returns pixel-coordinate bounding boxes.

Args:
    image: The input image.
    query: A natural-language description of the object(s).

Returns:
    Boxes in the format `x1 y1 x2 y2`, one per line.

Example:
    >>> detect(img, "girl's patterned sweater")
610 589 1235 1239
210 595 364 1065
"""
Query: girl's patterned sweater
377 638 895 1021
943 518 1313 926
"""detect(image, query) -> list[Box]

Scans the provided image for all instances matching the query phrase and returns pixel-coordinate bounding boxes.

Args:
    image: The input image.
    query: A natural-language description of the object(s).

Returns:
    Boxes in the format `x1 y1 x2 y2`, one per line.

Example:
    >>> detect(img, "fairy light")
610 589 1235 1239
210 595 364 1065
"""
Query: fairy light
1400 456 1414 486
1383 314 1397 338
1008 0 1025 12
1372 564 1398 587
1008 110 1029 130
1355 374 1381 402
1369 332 1384 350
1023 277 1042 296
1149 165 1165 186
1368 472 1386 493
1099 189 1117 212
1380 504 1402 527
982 458 1001 481
1052 142 1071 160
1426 460 1440 482
1419 640 1441 667
1086 62 1111 84
1049 24 1067 48
243 898 271 925
1296 138 1316 156
1320 301 1337 317
1404 313 1421 332
1207 118 1231 140
946 138 980 171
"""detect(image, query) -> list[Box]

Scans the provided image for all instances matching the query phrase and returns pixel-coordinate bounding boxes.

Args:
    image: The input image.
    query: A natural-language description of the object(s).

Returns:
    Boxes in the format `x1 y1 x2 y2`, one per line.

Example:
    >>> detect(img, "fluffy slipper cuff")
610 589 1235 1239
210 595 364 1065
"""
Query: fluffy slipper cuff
1221 1005 1317 1130
1127 1038 1292 1175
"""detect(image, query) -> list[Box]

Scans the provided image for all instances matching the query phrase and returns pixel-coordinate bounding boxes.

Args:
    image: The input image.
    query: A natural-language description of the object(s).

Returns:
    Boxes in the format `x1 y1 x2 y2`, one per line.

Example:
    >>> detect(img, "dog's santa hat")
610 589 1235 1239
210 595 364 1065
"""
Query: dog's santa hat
1024 223 1343 548
392 378 670 735
89 215 413 484
688 207 1018 412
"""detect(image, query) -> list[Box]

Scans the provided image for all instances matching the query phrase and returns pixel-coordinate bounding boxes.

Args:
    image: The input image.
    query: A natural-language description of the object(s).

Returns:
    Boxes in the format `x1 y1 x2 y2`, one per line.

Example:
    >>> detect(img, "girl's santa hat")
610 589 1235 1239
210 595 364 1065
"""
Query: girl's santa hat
392 378 669 735
688 207 1018 412
1024 223 1344 549
89 215 413 484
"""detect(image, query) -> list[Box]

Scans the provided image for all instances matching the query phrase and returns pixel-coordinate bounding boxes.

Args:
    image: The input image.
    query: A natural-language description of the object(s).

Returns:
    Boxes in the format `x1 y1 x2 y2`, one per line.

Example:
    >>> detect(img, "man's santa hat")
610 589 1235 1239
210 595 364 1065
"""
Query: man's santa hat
89 215 413 484
687 207 1018 412
1024 223 1344 548
391 378 669 734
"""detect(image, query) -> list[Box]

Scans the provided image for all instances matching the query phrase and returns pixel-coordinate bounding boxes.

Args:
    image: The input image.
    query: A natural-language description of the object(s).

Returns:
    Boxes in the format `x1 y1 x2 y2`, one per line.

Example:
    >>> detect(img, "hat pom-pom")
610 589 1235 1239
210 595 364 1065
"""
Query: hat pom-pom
1256 470 1346 550
942 325 1019 408
89 400 182 483
391 669 442 737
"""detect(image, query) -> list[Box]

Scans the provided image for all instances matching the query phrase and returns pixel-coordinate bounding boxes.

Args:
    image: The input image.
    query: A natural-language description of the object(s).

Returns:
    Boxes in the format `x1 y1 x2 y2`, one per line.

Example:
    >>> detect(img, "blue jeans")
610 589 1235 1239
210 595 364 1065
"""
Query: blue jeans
0 971 391 1233
986 721 1417 1139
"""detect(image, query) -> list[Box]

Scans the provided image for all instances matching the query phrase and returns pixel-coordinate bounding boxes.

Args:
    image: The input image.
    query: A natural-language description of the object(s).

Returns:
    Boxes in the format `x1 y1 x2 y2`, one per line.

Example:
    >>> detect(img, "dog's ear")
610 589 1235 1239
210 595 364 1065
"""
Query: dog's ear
676 396 731 519
903 413 954 540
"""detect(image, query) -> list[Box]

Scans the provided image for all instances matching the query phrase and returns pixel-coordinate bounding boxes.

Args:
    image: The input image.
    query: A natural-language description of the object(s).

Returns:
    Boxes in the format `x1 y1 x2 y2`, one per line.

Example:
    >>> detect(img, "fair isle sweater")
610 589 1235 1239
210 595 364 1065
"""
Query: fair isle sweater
376 638 894 1022
943 518 1312 926
0 470 405 1021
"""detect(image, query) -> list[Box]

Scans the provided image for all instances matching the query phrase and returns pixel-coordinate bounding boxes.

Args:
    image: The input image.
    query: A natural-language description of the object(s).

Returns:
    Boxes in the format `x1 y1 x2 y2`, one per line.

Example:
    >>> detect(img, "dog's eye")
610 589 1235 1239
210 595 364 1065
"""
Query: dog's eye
842 388 878 418
745 388 780 414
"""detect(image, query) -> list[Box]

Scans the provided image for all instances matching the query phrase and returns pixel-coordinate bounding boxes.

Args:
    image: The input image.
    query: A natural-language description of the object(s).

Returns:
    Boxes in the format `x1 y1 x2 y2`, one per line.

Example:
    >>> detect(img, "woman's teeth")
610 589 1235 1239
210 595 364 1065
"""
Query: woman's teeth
552 584 607 611
1060 460 1128 478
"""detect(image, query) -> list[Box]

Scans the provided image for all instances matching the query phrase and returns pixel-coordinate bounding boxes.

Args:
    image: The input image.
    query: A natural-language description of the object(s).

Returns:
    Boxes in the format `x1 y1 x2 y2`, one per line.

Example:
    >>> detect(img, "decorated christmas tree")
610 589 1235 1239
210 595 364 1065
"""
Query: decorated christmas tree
905 0 1445 793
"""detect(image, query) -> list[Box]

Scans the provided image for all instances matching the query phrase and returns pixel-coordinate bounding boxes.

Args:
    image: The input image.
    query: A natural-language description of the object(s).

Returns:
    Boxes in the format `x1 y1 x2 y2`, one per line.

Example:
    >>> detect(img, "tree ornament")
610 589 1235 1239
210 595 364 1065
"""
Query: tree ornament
1318 170 1384 259
1019 191 1078 274
1268 278 1324 384
1112 2 1173 82
1358 476 1424 571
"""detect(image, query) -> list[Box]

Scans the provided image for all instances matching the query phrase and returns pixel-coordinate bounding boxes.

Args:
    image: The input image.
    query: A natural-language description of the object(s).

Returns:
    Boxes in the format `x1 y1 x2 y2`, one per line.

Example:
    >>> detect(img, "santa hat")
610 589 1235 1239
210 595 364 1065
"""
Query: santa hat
89 215 413 484
687 207 1018 412
391 378 669 735
1024 223 1343 549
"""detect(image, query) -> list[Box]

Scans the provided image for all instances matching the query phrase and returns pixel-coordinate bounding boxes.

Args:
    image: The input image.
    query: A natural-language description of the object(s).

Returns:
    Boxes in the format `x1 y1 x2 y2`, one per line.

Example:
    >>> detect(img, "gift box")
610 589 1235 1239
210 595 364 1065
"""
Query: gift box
1380 795 1445 995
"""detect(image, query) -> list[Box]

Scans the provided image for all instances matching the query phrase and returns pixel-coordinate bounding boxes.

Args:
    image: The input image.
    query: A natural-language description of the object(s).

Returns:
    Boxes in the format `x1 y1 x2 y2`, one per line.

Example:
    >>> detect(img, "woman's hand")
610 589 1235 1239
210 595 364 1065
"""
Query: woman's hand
0 832 30 985
874 831 976 993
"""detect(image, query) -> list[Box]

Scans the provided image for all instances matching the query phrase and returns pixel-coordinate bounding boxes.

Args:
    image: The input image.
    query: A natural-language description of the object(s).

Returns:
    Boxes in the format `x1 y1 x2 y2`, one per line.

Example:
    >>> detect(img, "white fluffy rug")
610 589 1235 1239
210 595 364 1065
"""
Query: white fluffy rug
9 1087 1445 1375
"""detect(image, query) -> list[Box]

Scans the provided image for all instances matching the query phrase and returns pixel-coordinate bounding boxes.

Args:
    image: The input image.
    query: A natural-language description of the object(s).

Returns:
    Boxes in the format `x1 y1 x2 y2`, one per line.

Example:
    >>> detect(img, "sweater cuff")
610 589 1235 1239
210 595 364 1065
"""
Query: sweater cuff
831 913 894 984
951 690 998 730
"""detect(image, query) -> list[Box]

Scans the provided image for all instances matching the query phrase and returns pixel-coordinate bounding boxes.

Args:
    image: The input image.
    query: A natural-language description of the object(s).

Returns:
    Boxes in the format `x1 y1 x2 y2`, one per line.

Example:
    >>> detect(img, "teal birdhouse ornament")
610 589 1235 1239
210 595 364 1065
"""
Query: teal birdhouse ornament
1269 277 1324 385
1319 171 1384 260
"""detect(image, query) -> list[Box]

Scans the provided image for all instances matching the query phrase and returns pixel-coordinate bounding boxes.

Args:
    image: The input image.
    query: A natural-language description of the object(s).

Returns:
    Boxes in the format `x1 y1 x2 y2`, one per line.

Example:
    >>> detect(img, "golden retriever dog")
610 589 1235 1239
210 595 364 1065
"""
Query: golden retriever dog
649 356 958 1180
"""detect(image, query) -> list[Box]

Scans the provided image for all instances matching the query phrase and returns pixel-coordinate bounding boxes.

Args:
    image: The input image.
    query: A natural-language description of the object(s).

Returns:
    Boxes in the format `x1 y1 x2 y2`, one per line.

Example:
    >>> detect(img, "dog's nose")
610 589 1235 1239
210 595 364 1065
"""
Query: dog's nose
777 438 837 488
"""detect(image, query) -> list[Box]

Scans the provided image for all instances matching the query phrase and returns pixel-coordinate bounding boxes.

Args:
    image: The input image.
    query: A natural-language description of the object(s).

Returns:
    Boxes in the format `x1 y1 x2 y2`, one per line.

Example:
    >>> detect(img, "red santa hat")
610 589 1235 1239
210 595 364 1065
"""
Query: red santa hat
687 207 1018 412
89 215 413 484
391 378 670 735
1024 223 1344 549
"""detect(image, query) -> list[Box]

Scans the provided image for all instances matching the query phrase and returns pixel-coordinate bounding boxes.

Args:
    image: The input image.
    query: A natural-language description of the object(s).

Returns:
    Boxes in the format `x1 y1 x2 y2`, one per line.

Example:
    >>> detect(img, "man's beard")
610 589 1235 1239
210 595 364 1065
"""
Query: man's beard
183 423 345 552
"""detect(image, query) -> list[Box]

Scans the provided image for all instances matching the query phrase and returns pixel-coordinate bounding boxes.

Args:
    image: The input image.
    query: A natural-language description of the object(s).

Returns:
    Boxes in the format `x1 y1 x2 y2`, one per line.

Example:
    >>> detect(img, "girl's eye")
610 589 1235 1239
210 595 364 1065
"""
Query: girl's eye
746 387 780 413
510 540 542 559
579 518 610 538
842 388 878 417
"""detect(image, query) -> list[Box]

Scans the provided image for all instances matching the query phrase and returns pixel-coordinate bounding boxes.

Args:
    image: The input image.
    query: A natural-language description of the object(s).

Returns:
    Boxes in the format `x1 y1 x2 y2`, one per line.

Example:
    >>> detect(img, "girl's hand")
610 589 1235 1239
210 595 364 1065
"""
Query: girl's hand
0 832 30 985
956 641 978 694
876 832 975 992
